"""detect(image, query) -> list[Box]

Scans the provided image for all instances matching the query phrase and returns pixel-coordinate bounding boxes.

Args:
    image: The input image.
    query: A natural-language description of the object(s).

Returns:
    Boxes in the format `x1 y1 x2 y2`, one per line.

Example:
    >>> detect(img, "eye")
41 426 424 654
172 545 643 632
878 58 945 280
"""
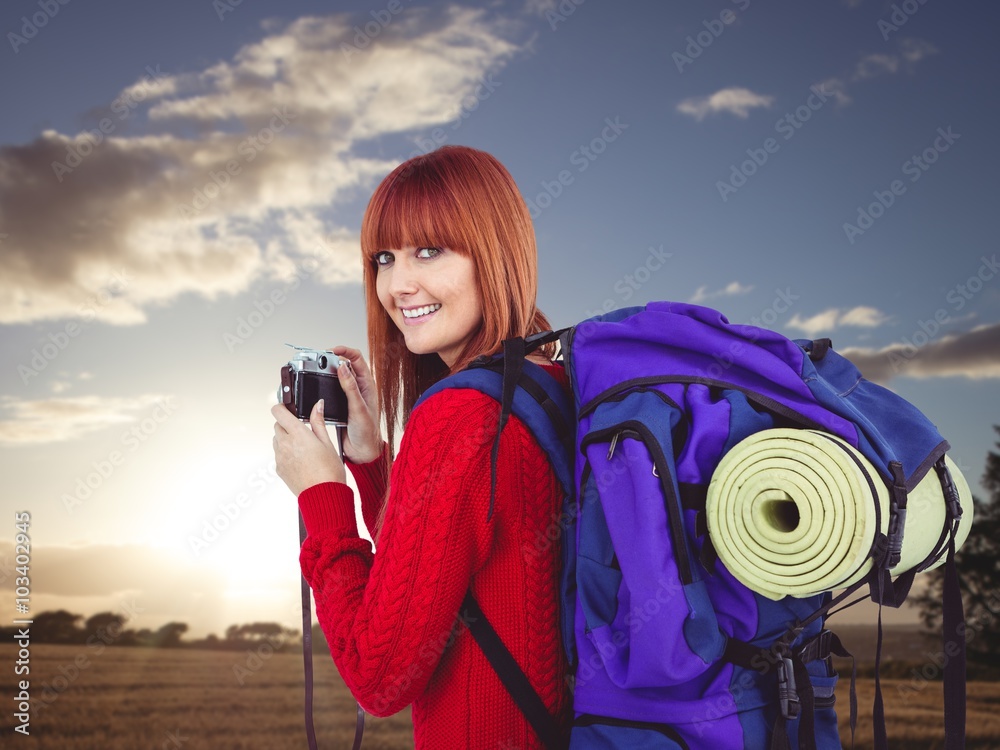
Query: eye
373 250 394 267
416 246 442 259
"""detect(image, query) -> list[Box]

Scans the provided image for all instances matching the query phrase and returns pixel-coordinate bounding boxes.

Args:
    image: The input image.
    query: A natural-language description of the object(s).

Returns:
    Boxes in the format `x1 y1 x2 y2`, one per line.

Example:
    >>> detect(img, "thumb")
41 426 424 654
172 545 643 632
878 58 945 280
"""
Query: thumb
310 399 335 447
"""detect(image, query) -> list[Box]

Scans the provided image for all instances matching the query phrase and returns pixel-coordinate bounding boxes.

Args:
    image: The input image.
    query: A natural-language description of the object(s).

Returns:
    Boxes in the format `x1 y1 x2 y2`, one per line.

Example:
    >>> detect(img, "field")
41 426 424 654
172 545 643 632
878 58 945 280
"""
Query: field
2 638 999 749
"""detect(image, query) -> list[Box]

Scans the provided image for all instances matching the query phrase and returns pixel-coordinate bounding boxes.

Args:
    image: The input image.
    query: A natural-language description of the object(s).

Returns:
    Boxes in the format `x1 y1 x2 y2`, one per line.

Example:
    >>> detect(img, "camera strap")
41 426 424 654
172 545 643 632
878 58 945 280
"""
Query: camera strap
298 424 366 750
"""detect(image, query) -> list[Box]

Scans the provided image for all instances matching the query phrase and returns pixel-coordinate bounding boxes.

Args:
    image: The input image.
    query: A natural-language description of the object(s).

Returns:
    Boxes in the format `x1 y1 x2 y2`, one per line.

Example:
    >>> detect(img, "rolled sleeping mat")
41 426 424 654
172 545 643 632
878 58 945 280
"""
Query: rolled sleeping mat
705 428 974 601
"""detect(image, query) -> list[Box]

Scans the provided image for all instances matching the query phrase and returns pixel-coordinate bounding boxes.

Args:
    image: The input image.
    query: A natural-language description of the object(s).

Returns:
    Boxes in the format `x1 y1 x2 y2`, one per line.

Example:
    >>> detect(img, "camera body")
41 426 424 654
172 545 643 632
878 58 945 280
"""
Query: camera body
278 345 349 425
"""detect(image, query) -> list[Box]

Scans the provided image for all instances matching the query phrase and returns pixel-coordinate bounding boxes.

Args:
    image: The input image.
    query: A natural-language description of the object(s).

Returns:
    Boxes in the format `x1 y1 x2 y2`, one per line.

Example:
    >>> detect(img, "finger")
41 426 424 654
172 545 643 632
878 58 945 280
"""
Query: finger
338 360 371 421
332 346 373 380
310 399 335 448
271 403 301 430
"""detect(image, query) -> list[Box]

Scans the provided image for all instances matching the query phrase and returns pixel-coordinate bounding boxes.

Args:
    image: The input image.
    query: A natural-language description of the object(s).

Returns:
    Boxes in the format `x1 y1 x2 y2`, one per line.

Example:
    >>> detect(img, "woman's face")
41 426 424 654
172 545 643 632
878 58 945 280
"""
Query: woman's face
374 246 484 368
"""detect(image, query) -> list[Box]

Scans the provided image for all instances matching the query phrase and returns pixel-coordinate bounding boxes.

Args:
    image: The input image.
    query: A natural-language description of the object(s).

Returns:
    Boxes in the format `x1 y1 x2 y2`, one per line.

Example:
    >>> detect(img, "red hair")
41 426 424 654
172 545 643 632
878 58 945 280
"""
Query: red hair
360 145 553 455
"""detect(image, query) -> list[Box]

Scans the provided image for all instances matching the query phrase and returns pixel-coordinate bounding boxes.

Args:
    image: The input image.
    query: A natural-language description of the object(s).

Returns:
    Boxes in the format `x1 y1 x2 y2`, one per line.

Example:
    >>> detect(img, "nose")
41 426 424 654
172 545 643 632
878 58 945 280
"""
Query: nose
385 253 418 299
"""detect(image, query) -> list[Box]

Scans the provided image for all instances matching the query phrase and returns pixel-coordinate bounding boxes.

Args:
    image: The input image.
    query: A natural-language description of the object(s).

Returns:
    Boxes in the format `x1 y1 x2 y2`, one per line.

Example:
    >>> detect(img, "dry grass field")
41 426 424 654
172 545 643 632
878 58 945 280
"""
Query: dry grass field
2 641 999 749
0 643 411 749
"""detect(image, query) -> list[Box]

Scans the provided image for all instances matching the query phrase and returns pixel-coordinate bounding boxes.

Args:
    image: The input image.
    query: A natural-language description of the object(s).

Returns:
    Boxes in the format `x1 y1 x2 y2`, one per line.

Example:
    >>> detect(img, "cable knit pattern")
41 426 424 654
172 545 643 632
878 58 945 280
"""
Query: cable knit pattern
298 363 572 749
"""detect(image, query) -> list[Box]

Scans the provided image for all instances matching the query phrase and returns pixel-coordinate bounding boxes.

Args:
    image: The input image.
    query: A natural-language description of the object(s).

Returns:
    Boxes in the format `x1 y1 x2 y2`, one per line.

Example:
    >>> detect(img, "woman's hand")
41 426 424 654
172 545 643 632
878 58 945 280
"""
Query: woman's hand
330 345 386 464
272 400 346 496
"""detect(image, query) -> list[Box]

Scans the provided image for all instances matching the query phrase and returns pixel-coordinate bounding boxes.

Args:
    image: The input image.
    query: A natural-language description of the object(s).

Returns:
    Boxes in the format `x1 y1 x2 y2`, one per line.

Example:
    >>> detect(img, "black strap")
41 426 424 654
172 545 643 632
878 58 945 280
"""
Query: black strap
872 573 889 750
938 458 967 750
299 528 368 750
807 338 832 361
725 629 855 750
298 424 366 750
461 591 564 749
299 513 320 750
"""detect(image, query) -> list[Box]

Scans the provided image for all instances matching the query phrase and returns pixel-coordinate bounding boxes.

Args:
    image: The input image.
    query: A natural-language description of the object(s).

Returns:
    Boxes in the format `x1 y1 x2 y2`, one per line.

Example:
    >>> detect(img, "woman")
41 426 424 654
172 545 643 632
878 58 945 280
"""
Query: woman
271 145 572 749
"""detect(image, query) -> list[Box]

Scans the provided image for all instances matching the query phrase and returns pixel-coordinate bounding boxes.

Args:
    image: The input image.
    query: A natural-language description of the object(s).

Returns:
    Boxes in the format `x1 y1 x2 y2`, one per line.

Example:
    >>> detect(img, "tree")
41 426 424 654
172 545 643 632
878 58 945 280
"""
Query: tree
914 425 1000 670
33 610 83 643
152 622 189 648
224 622 297 644
84 612 127 639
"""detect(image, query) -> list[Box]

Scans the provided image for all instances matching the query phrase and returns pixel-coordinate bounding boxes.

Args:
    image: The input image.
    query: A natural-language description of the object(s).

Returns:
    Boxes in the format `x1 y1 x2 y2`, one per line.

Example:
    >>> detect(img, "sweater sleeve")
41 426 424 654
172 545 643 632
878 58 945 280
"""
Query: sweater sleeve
346 443 389 538
297 388 501 716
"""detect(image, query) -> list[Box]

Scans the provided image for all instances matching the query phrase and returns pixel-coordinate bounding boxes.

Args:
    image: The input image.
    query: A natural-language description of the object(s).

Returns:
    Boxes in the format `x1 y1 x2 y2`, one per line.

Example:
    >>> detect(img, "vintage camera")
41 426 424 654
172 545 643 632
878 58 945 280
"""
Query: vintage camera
278 345 349 425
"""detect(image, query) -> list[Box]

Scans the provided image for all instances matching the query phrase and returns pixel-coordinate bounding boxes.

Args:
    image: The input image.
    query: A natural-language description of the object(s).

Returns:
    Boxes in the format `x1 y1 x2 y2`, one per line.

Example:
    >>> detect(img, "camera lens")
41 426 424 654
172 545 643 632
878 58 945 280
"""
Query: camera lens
319 355 328 369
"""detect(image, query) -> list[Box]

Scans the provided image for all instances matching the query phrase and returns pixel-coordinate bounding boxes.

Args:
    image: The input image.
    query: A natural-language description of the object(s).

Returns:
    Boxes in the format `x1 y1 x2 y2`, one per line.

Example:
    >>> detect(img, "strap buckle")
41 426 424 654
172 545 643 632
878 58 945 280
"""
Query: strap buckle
777 657 801 721
795 628 833 666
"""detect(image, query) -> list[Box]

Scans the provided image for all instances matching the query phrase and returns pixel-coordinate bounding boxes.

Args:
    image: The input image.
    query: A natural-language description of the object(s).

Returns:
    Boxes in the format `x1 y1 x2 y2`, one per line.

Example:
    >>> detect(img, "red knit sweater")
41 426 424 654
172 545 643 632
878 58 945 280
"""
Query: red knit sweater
298 363 571 749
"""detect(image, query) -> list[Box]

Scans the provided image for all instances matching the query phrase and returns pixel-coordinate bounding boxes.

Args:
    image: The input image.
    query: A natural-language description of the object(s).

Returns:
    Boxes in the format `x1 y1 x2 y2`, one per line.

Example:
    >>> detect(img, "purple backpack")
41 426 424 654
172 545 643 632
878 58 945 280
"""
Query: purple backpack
419 301 968 750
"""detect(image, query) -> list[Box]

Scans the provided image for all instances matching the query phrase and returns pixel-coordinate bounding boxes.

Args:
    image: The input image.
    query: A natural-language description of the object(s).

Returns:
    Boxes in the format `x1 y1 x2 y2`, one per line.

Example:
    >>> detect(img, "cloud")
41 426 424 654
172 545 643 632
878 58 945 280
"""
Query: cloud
0 540 228 636
690 281 754 303
854 53 900 79
814 77 852 106
897 37 938 65
0 7 524 325
853 38 938 80
0 394 175 445
677 88 775 121
815 37 938 109
522 0 557 16
841 322 1000 384
787 305 892 337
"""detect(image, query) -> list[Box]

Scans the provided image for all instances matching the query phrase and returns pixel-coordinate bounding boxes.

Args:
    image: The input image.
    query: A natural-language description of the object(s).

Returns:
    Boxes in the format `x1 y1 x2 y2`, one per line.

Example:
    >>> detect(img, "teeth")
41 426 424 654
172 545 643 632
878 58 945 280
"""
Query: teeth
402 304 441 319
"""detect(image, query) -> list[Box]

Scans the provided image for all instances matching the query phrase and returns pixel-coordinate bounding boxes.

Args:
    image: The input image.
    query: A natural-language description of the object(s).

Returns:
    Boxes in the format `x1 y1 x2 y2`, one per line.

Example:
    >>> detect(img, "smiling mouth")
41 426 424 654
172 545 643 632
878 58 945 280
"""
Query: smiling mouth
401 303 441 320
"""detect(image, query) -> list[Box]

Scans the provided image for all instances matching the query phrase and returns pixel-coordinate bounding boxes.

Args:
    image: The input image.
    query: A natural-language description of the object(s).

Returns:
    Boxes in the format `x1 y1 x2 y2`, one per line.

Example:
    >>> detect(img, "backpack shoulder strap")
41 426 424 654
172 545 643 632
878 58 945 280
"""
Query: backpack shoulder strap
414 336 575 749
461 591 565 750
415 340 575 501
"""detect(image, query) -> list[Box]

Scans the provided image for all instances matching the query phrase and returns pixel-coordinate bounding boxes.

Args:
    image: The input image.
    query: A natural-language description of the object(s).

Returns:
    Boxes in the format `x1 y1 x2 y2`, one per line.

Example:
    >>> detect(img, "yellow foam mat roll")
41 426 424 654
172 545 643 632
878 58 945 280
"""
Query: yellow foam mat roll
705 429 974 601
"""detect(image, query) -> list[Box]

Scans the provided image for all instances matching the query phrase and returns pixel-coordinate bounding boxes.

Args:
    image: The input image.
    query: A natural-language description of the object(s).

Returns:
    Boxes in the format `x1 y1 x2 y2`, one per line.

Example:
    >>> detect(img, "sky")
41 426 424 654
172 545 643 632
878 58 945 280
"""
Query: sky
1 0 998 640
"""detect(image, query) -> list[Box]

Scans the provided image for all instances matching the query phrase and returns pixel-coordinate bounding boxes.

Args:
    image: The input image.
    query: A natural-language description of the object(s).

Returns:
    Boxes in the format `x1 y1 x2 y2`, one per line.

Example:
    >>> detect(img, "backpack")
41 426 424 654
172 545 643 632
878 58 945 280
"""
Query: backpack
415 301 972 750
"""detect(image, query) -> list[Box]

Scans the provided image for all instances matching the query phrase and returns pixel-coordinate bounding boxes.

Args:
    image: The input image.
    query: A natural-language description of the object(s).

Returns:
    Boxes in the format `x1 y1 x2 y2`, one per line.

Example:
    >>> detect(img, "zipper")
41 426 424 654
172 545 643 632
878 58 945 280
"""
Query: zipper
579 375 824 431
583 421 694 585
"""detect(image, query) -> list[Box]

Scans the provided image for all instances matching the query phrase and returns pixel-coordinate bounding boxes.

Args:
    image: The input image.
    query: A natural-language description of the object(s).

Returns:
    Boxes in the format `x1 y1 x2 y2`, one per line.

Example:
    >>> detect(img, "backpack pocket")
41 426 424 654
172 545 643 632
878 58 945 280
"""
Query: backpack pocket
570 715 692 749
576 391 726 689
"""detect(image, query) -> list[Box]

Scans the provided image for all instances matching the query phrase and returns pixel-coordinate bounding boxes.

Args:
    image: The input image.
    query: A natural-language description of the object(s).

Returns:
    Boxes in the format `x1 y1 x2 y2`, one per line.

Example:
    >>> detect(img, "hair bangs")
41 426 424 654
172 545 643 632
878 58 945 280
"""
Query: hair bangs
362 165 472 262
